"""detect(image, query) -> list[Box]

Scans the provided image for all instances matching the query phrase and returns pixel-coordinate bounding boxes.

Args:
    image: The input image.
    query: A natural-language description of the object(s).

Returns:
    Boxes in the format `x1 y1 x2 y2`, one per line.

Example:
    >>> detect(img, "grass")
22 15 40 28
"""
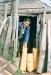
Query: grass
6 47 13 61
0 44 22 75
0 44 4 55
13 68 22 75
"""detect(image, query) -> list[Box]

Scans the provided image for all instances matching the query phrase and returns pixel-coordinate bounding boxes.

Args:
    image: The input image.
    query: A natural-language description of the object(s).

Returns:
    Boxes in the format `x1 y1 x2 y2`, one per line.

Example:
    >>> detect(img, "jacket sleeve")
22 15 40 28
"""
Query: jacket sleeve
18 22 22 31
18 22 22 36
24 26 30 43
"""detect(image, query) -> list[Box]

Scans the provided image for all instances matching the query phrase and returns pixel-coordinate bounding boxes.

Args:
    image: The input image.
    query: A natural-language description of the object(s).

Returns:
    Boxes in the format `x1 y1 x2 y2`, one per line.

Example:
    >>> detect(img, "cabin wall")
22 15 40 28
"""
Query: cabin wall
37 13 51 73
4 0 37 3
37 14 43 50
38 14 51 50
46 14 51 24
0 2 43 15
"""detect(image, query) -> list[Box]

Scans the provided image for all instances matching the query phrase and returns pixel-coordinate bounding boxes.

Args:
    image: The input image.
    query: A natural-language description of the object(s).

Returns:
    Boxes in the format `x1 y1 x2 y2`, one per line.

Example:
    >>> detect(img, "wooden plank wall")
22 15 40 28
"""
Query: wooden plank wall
47 19 51 72
1 0 37 3
0 0 44 15
37 11 46 73
3 17 12 58
0 0 51 16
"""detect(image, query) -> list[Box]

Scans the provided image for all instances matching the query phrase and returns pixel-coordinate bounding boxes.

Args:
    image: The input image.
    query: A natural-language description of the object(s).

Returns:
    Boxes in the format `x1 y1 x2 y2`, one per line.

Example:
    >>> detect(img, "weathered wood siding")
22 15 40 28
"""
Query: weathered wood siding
0 0 44 15
1 0 37 3
37 11 46 73
0 0 51 16
47 19 51 72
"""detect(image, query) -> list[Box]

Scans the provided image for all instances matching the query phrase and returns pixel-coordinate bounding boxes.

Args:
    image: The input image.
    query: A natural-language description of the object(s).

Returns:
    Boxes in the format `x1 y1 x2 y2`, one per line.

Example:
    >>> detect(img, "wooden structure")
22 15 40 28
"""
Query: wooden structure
47 19 51 72
0 0 51 74
0 56 17 75
0 57 51 75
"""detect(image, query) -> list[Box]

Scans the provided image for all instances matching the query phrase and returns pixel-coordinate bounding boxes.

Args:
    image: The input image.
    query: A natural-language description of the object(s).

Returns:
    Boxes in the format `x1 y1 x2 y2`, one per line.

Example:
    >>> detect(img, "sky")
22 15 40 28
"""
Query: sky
40 0 51 7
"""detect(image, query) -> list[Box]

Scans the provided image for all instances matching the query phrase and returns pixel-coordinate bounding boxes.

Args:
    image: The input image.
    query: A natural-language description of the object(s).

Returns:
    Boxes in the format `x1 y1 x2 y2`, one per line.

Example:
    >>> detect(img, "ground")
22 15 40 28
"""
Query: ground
14 71 38 75
13 68 38 75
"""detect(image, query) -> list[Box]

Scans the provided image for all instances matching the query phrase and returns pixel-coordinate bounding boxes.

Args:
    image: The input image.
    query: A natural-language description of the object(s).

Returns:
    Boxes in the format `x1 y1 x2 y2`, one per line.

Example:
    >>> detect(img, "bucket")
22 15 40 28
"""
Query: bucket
20 47 27 72
32 48 38 70
26 53 34 72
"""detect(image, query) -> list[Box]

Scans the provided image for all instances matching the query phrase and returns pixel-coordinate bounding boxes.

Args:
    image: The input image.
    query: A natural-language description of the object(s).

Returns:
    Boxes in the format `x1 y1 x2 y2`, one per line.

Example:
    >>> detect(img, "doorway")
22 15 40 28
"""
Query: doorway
19 16 37 53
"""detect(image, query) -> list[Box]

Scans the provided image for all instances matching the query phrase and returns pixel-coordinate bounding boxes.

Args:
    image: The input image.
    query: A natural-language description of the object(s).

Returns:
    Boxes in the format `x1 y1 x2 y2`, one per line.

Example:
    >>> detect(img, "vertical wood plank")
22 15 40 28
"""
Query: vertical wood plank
12 0 19 41
3 17 12 58
1 3 8 44
11 0 19 64
15 15 19 56
3 3 8 30
47 19 51 72
3 3 7 19
0 18 7 35
36 15 40 48
37 10 46 73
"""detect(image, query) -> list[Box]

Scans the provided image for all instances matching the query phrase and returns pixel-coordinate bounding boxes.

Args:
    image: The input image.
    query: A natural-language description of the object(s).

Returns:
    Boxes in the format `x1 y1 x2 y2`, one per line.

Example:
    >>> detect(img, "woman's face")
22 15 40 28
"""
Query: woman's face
23 21 30 28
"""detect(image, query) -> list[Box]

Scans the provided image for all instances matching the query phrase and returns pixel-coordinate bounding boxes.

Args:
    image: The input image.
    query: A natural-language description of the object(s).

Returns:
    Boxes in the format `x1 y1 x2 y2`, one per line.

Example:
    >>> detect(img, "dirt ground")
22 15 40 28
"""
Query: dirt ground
22 72 38 75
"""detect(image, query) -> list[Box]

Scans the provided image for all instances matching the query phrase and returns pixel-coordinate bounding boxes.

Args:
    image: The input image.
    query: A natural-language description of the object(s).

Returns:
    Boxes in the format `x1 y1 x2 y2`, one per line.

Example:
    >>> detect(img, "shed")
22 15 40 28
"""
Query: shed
0 0 51 73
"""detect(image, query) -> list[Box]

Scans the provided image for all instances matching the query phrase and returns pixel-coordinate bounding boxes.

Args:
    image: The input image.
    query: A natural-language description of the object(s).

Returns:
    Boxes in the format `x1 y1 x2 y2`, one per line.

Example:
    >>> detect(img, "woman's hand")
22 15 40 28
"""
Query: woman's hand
23 43 27 48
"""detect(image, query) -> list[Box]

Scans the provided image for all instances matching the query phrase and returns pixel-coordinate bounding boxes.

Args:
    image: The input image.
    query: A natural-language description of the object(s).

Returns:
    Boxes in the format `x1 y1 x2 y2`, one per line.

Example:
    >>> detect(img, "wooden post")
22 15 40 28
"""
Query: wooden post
3 17 12 58
0 18 8 35
36 15 40 48
1 3 8 44
3 3 7 19
15 14 19 54
11 0 19 64
12 0 19 41
47 19 51 72
3 3 8 30
37 10 46 73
